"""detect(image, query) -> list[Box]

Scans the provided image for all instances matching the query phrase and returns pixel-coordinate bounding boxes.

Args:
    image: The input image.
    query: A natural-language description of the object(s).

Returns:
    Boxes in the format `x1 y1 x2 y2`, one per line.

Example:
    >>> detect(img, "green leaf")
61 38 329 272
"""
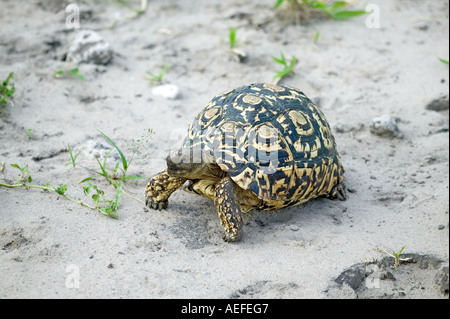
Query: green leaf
313 30 320 43
83 182 93 195
229 27 237 49
331 10 367 20
272 56 285 65
55 184 67 195
309 0 328 10
69 68 87 82
439 57 449 65
274 0 284 9
328 1 348 13
397 245 406 255
289 56 297 68
10 163 21 170
79 176 93 183
96 158 108 177
98 130 128 172
54 70 64 78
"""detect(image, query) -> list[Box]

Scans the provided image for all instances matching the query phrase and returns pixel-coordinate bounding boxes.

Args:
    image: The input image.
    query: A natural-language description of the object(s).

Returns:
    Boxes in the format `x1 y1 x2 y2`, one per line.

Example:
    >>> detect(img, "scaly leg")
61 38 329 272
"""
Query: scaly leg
214 176 243 242
145 170 186 210
328 182 347 201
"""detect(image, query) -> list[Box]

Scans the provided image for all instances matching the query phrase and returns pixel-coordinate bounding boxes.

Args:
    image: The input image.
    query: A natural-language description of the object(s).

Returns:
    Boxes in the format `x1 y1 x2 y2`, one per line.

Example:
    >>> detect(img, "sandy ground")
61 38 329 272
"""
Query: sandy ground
0 0 448 299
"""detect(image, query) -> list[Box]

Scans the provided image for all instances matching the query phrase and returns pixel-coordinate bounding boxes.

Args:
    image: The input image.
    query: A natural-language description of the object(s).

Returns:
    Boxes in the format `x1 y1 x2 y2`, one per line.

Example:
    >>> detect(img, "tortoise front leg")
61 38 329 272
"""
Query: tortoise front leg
214 176 244 242
145 170 187 210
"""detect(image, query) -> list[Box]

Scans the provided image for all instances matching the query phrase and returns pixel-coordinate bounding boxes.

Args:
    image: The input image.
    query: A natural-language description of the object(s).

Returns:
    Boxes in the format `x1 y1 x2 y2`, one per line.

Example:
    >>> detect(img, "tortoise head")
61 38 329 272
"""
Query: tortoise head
166 147 223 180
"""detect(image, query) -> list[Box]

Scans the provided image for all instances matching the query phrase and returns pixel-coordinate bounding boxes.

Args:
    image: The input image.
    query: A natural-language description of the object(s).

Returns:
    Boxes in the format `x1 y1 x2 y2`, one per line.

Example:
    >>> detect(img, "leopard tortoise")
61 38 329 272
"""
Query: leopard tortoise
145 83 346 242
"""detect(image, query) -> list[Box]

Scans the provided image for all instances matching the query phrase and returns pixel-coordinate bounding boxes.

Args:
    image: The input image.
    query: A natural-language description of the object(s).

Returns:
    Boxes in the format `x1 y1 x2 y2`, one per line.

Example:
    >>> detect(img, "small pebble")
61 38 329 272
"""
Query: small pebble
151 84 181 100
370 114 402 138
67 30 113 65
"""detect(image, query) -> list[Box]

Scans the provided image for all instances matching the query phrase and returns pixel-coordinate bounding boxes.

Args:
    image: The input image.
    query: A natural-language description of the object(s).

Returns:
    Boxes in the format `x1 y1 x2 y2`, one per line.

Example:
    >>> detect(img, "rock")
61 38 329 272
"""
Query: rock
83 139 121 165
426 96 449 112
370 114 402 138
151 84 181 100
66 30 113 65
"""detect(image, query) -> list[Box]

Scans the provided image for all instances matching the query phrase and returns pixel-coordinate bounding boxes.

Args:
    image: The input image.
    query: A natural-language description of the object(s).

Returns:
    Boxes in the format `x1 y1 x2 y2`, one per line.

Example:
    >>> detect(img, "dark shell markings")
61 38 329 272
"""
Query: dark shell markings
146 83 346 241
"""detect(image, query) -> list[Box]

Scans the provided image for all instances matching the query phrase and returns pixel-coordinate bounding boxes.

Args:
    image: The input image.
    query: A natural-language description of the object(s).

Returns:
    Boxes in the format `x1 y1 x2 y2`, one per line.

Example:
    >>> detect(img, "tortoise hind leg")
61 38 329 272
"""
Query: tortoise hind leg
214 176 244 242
145 170 187 210
327 181 347 201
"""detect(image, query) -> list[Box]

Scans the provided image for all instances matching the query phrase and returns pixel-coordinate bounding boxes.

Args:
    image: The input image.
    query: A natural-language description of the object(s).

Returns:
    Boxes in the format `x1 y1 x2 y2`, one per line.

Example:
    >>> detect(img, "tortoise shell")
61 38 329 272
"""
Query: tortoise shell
176 83 344 209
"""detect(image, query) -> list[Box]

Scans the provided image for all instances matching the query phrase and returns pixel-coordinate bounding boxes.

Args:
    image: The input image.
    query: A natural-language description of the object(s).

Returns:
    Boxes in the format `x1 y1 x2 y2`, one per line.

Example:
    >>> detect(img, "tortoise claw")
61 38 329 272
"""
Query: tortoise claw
329 182 347 201
145 197 168 210
223 229 243 243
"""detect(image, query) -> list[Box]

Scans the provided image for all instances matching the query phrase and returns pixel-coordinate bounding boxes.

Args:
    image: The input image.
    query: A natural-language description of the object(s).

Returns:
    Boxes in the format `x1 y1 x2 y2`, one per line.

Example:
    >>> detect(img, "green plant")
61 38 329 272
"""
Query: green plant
54 68 86 81
275 0 367 20
145 66 169 85
439 57 449 65
381 245 411 268
272 52 296 84
65 144 81 169
0 129 154 219
229 27 238 49
313 30 320 43
1 72 15 106
227 27 247 63
0 163 118 218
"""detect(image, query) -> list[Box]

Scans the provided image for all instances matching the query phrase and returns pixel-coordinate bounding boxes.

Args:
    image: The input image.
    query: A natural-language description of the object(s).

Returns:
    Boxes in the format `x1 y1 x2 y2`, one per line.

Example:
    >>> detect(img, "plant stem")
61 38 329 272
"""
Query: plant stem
0 181 111 215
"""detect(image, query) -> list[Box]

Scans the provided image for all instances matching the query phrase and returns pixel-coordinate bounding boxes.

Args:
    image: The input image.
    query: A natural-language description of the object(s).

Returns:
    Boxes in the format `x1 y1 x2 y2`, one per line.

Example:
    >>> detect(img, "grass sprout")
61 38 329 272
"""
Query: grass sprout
55 68 86 82
227 27 247 63
65 144 81 169
0 129 154 219
380 245 411 268
229 27 238 49
145 66 169 85
275 0 367 21
0 163 118 218
272 52 296 84
1 72 15 106
439 57 449 65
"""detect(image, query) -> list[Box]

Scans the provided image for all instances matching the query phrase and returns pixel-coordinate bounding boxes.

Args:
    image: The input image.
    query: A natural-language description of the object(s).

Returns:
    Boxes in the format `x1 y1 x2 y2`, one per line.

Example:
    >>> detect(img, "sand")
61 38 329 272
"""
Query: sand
0 0 448 299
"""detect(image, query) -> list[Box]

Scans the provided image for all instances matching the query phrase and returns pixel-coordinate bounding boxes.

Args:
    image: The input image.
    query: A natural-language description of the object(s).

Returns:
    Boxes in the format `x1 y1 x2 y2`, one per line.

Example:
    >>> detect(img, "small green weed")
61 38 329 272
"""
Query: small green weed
1 72 15 106
65 144 81 169
0 128 154 219
439 57 449 65
313 30 320 43
227 27 247 63
229 27 238 49
145 66 169 85
0 163 118 218
55 68 86 82
272 52 296 84
275 0 367 21
380 245 411 268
